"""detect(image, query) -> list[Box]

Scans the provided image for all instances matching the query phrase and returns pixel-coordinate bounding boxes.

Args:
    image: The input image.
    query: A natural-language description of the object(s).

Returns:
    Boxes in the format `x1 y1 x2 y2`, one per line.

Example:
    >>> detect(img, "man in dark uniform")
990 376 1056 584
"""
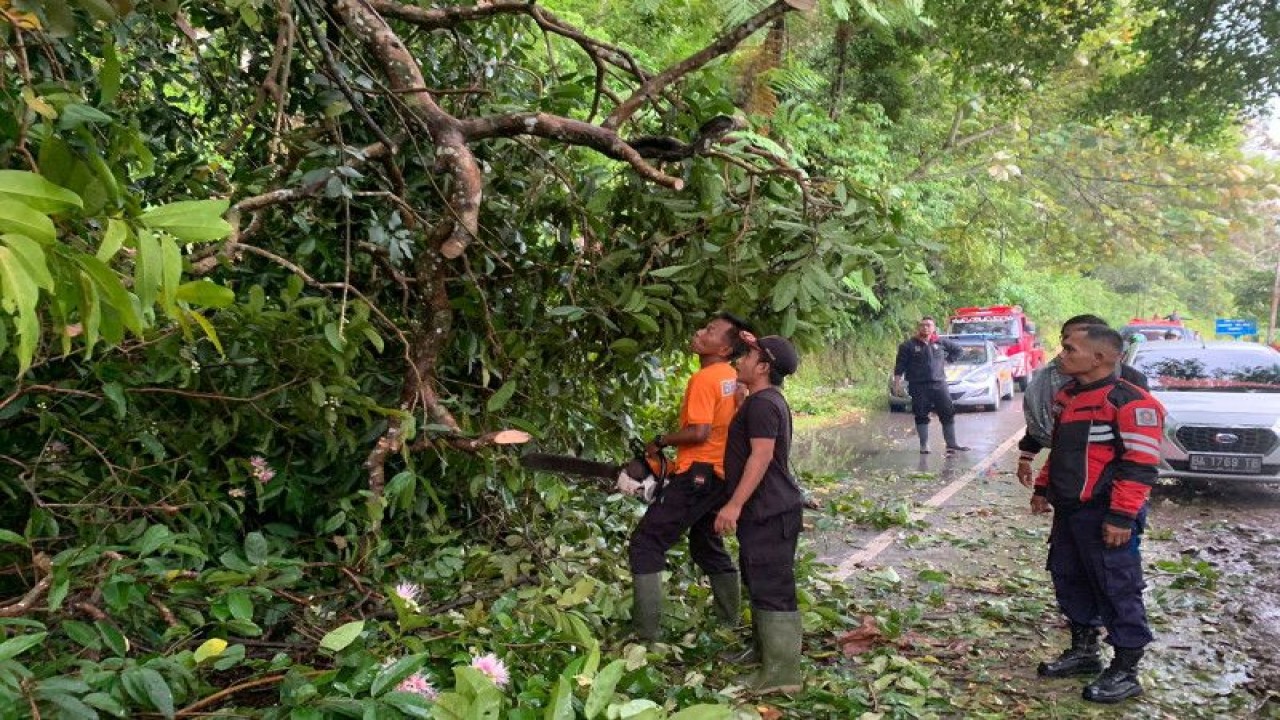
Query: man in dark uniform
893 316 969 453
1031 325 1162 704
1015 314 1149 487
714 333 804 695
628 313 752 642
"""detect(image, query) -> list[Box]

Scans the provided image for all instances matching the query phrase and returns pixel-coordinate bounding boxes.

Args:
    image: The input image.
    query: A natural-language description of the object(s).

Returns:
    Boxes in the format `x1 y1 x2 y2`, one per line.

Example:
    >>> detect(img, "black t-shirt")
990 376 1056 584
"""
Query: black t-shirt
894 337 962 384
725 387 804 522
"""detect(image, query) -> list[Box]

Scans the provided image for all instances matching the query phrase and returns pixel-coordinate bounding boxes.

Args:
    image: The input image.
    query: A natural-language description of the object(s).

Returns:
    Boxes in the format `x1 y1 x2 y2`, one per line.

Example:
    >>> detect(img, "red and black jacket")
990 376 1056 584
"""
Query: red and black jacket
1034 376 1164 528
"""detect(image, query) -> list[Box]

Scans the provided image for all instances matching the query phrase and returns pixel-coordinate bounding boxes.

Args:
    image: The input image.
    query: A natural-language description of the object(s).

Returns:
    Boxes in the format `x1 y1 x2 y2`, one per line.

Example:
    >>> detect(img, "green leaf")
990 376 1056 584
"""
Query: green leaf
0 631 47 661
2 234 54 290
324 321 344 351
58 103 114 130
0 529 27 546
486 381 517 412
543 675 574 720
139 199 232 242
0 201 56 244
102 381 126 419
136 667 175 719
74 254 143 335
185 309 224 355
371 653 429 697
62 621 101 650
159 233 182 316
771 274 800 312
175 281 235 308
96 621 127 656
134 228 161 309
584 660 625 720
244 531 268 565
319 620 364 652
99 32 120 105
609 338 640 356
0 170 83 213
227 590 253 621
97 219 128 261
47 572 70 611
0 246 42 374
382 691 433 719
83 691 128 717
669 706 733 720
40 692 98 720
647 264 689 279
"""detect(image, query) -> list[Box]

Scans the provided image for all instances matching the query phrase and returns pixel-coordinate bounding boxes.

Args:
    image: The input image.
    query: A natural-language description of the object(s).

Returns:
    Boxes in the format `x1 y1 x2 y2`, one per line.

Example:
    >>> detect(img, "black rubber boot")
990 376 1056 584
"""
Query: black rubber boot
1083 647 1144 704
1037 624 1103 678
632 573 662 642
915 423 930 453
942 422 969 452
719 613 760 665
708 572 741 627
743 610 803 695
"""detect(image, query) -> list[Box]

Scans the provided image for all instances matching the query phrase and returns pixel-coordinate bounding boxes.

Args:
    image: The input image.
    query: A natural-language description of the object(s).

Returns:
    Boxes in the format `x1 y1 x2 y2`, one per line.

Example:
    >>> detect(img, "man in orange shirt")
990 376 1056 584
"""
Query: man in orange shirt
629 312 752 642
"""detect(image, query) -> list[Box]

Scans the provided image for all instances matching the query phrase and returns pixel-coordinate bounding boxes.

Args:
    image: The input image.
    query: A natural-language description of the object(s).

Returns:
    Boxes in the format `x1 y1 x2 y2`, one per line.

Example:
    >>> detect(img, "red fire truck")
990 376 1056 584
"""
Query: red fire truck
947 305 1046 390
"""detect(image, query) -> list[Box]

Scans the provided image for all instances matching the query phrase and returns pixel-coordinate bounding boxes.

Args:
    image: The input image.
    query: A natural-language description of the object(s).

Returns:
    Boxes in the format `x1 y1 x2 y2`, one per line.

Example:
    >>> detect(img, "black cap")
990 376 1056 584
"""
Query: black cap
756 335 799 376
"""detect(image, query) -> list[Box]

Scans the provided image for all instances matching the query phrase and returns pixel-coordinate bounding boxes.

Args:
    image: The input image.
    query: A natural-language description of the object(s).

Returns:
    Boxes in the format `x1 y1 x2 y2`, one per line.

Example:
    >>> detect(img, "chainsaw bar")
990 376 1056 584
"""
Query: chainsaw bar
518 452 622 481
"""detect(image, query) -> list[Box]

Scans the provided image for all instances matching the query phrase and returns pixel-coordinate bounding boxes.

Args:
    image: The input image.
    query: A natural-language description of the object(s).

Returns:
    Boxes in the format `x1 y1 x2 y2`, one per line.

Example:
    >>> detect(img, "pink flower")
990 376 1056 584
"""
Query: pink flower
471 653 509 688
394 582 421 607
249 456 276 484
397 672 438 700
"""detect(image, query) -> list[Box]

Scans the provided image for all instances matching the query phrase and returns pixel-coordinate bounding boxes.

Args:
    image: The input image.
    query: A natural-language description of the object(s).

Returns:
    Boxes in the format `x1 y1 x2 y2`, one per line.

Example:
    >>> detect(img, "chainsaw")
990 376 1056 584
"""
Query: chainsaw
519 439 666 503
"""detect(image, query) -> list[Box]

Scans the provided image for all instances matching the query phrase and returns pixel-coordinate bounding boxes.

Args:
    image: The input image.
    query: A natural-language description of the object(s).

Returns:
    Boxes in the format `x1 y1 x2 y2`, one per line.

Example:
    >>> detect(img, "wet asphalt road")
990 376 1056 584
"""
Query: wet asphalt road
794 399 1280 716
795 400 1027 568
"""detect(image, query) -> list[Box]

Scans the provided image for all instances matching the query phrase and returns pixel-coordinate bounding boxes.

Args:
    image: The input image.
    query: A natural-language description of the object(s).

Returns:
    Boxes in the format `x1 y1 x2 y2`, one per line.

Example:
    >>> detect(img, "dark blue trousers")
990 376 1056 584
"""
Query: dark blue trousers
1047 504 1152 649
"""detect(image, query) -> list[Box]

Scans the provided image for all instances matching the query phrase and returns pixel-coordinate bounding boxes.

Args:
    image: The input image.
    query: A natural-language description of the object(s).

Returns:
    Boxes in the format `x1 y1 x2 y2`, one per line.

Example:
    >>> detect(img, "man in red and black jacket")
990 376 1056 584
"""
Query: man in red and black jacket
1031 324 1163 704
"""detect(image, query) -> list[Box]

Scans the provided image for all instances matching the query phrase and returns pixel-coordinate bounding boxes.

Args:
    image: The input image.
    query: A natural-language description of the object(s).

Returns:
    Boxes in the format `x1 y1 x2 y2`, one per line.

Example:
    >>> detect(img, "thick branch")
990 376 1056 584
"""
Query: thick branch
368 0 649 82
335 0 478 259
460 113 682 189
0 553 51 618
605 0 799 129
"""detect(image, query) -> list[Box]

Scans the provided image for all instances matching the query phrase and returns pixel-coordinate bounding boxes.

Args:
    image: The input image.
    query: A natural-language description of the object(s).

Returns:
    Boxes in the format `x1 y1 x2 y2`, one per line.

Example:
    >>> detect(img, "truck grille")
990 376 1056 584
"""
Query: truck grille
1175 426 1278 455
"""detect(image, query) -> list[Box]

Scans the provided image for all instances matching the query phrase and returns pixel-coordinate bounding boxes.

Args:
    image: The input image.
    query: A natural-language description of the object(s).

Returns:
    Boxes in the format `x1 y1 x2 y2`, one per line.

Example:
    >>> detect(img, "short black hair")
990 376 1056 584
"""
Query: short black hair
1061 314 1108 331
715 311 754 361
1072 324 1123 353
921 315 936 323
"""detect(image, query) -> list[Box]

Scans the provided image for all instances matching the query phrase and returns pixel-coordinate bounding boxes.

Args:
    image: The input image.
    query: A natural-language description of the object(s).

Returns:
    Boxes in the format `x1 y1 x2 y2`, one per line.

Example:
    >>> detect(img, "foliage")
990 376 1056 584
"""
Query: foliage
0 0 1279 716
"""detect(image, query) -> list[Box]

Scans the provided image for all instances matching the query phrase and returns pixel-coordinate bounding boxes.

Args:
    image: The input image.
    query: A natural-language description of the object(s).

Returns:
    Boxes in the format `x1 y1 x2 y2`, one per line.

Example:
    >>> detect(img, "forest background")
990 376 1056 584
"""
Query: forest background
1 0 1279 718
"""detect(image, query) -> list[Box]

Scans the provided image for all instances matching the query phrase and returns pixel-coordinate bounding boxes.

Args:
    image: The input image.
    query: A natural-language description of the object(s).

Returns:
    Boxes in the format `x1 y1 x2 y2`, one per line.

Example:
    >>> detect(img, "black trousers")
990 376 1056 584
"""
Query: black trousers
1047 504 1152 648
628 462 736 576
737 508 802 612
908 380 955 426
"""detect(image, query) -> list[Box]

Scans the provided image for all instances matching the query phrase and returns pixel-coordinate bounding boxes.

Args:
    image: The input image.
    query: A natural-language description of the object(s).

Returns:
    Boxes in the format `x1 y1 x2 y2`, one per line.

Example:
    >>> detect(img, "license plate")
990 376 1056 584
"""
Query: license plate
1188 454 1264 474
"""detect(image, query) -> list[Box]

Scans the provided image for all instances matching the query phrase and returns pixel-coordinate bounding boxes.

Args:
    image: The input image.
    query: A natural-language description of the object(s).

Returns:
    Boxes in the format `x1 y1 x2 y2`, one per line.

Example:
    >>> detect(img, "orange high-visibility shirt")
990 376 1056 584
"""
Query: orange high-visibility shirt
672 361 739 477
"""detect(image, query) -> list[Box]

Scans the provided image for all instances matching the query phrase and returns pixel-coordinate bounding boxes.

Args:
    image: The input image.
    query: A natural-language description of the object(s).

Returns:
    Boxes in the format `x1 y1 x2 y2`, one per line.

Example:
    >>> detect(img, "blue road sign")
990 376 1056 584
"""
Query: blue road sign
1215 318 1257 336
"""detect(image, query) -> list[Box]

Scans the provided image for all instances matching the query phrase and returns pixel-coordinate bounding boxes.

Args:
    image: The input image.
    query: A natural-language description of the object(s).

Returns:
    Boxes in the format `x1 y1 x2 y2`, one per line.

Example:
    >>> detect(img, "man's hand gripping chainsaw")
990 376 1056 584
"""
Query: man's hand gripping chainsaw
614 439 665 503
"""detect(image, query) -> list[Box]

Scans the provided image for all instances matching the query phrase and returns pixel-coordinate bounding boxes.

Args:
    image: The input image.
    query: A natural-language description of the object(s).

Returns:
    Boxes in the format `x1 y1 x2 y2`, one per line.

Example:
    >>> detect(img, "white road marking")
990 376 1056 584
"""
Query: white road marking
830 424 1026 580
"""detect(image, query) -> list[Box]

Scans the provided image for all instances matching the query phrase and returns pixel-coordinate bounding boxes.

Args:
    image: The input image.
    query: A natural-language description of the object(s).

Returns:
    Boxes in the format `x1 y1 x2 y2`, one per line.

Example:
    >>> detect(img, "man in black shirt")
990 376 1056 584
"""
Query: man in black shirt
893 316 969 453
715 333 804 695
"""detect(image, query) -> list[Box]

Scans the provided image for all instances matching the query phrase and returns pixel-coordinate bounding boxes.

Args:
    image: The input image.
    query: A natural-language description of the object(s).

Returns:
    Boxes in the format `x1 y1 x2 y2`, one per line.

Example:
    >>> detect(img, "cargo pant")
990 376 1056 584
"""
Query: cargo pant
1047 504 1153 648
628 461 736 576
